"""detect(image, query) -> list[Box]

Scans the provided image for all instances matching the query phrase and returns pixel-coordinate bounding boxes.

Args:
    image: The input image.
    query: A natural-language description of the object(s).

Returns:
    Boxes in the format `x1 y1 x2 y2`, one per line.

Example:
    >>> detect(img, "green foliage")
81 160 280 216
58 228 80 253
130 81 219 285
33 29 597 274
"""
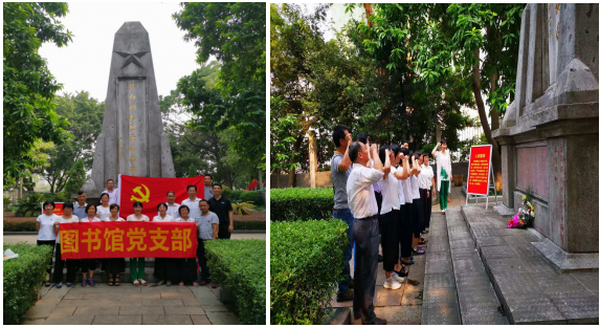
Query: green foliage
271 219 348 324
231 201 256 215
234 220 265 231
270 187 334 221
3 220 37 232
238 190 265 206
63 159 86 195
205 240 266 324
3 2 73 187
15 193 45 217
3 242 54 324
4 194 11 209
228 190 245 202
187 163 198 177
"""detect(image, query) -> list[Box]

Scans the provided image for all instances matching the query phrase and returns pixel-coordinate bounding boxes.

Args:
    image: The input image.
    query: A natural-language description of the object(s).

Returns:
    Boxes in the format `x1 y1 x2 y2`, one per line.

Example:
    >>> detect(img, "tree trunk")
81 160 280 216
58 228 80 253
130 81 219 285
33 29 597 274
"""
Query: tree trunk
364 4 373 27
258 169 264 190
490 71 500 131
472 48 502 191
287 136 304 188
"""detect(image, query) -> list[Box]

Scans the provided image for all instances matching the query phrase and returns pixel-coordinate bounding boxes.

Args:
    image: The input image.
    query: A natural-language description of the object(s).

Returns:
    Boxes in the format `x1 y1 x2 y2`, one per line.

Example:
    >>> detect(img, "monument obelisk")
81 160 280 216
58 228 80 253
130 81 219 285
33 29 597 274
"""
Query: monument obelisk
83 22 175 196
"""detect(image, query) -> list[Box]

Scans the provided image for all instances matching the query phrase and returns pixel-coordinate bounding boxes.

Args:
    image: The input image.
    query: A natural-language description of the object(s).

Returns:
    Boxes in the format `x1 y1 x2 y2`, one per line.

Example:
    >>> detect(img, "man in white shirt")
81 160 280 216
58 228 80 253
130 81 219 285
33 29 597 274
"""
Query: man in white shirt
346 141 386 325
181 185 202 219
166 191 181 218
102 179 120 205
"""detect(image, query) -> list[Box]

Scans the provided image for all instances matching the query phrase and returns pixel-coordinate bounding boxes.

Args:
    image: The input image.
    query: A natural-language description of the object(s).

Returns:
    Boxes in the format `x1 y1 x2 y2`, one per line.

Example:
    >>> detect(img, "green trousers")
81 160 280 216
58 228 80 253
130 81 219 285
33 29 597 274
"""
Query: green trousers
130 258 145 280
439 180 450 210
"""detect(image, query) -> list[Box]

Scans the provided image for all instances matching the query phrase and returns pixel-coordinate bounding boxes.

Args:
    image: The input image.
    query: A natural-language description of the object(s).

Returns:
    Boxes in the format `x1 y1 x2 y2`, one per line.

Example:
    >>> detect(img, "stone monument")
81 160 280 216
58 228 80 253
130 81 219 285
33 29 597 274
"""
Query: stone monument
493 4 598 270
82 22 175 197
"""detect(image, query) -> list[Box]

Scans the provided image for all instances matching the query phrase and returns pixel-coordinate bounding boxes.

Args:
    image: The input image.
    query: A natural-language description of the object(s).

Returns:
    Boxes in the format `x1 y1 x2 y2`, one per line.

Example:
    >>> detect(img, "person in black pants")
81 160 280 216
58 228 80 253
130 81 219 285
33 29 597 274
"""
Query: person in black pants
52 202 79 288
196 200 219 287
207 184 233 239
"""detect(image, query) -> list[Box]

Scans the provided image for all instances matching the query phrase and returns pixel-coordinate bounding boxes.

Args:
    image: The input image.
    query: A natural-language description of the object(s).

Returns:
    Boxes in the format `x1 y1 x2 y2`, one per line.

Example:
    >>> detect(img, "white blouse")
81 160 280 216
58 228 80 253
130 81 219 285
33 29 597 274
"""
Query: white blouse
55 216 78 243
36 214 59 241
97 205 111 220
153 214 175 222
126 214 150 222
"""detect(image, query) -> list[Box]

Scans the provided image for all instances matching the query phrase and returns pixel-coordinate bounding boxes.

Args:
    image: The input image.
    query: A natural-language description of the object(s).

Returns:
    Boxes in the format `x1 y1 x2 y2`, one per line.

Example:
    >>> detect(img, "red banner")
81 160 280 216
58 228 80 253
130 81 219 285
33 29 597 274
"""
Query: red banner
59 222 197 259
466 145 493 196
118 175 204 218
43 202 64 216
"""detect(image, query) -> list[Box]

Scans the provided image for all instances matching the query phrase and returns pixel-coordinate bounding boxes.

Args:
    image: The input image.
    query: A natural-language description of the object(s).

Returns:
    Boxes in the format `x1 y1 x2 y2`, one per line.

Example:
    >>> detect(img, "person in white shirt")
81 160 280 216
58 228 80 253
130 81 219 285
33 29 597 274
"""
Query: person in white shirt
165 191 181 218
127 201 150 286
153 202 175 286
102 179 120 205
181 185 202 219
97 193 112 220
52 201 79 288
395 147 414 275
103 204 125 286
431 140 452 214
420 154 435 234
377 146 408 290
36 200 59 287
408 152 424 255
80 204 102 287
346 141 386 325
174 205 200 286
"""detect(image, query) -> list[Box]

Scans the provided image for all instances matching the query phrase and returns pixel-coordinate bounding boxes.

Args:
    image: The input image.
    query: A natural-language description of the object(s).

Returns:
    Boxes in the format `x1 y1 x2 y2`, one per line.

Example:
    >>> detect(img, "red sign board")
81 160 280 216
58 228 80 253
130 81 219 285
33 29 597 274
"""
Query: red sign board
59 222 197 259
466 145 493 196
118 175 205 218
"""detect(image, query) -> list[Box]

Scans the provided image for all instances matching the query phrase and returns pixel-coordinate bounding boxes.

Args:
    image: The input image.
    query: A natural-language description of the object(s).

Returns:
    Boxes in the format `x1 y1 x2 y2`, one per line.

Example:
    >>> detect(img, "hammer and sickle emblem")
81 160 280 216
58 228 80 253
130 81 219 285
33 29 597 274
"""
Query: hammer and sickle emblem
130 184 150 203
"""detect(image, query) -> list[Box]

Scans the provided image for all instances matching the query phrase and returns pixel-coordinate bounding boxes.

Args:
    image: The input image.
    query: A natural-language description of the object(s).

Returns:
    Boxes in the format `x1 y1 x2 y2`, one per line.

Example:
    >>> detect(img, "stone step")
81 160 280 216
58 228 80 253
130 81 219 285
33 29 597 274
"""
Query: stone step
460 205 599 324
446 208 508 325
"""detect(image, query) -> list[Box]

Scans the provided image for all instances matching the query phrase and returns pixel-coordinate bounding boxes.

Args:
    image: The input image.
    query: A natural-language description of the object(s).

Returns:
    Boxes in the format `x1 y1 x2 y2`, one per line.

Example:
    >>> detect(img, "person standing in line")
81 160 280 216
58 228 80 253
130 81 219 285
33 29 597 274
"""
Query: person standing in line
394 146 412 277
182 185 202 219
204 174 214 200
196 200 219 287
432 140 452 214
165 191 181 218
103 204 125 286
420 154 435 234
126 201 150 286
207 184 233 239
97 193 111 220
409 153 424 255
102 179 120 205
52 202 78 288
36 200 59 287
153 202 175 286
347 141 386 325
174 205 200 286
73 191 88 220
80 204 102 286
330 125 355 302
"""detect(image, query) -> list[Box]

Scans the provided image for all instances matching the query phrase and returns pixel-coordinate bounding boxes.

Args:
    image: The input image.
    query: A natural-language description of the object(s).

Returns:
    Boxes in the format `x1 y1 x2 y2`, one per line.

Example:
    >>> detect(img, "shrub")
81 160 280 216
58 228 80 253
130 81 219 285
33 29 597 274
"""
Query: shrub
3 221 37 232
229 190 245 202
239 190 265 206
271 219 348 325
205 239 266 325
235 220 266 231
4 194 11 209
270 187 334 221
15 193 45 217
232 201 256 215
221 186 232 198
3 242 54 324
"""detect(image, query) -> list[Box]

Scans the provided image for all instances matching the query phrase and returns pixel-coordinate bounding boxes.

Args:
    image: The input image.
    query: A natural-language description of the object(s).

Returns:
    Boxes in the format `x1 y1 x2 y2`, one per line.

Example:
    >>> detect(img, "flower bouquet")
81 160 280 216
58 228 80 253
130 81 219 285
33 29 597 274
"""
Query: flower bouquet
507 194 535 228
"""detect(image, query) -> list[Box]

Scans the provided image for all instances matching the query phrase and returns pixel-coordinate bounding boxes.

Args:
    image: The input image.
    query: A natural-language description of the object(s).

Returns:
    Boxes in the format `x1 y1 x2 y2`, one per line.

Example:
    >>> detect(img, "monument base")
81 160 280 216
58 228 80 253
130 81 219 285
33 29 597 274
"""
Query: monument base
532 238 599 273
493 203 517 217
81 179 100 198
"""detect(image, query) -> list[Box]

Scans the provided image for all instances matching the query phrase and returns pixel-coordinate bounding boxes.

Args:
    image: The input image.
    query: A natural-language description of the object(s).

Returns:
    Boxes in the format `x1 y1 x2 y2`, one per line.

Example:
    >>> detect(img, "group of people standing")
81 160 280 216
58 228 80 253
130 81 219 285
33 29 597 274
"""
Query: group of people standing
330 125 452 325
35 176 234 289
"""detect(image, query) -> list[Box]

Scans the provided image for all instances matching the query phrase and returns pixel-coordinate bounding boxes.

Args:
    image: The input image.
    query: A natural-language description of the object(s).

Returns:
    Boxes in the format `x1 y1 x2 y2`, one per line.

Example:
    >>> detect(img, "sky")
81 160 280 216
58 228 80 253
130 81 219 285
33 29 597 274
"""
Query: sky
39 2 203 102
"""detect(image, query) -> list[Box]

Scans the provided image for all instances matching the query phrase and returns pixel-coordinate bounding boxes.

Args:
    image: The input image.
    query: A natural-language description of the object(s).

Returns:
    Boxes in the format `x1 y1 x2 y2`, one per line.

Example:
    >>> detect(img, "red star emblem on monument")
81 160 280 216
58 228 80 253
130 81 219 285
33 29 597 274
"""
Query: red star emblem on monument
115 42 148 68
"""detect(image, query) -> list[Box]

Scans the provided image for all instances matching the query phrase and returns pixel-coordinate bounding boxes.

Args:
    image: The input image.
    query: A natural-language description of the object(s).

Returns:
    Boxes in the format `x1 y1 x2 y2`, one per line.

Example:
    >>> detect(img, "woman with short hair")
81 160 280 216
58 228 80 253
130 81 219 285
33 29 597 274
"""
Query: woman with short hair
80 204 102 286
36 200 59 287
52 201 78 288
173 205 200 286
103 204 125 286
127 201 150 286
153 202 175 286
97 193 111 220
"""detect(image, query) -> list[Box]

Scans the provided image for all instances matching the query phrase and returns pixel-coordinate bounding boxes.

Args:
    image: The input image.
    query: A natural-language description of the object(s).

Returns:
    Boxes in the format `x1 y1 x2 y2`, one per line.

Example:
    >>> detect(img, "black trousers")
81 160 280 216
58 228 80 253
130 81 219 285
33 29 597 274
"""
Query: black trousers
413 198 424 237
197 238 210 282
353 216 379 324
379 210 399 272
218 224 231 239
37 240 55 276
418 189 429 233
425 189 432 228
53 244 77 283
398 205 412 258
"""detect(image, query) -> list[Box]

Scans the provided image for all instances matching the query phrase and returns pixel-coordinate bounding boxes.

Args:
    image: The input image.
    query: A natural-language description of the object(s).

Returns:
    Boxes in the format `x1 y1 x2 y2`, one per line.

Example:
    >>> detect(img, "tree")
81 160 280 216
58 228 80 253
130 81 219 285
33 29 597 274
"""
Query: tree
3 2 73 187
187 163 198 177
173 2 266 178
63 159 86 195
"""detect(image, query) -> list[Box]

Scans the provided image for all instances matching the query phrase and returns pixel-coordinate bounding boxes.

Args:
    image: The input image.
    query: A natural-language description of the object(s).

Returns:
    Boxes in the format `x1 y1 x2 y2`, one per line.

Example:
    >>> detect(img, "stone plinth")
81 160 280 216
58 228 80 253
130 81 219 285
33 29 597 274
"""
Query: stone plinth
493 4 598 259
84 22 175 196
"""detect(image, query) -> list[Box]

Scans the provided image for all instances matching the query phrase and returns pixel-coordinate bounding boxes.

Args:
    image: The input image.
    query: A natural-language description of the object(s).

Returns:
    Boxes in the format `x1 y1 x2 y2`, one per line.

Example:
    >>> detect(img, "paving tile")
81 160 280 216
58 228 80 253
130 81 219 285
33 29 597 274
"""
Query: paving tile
46 306 76 319
375 287 403 306
449 239 475 249
400 281 423 306
480 245 514 259
462 310 508 325
142 314 193 325
201 305 230 312
22 319 45 325
453 258 486 274
73 306 117 315
142 299 183 306
427 251 451 262
485 258 529 273
423 272 455 289
164 306 206 315
427 242 449 252
422 287 457 305
182 299 202 307
82 292 124 300
160 292 197 300
120 306 165 315
190 315 211 325
476 236 506 247
190 286 223 306
62 293 85 300
43 315 94 325
421 302 460 325
374 305 421 324
205 311 240 325
120 292 162 301
570 271 600 292
547 291 599 323
424 259 451 274
22 298 61 319
507 296 565 324
91 314 141 325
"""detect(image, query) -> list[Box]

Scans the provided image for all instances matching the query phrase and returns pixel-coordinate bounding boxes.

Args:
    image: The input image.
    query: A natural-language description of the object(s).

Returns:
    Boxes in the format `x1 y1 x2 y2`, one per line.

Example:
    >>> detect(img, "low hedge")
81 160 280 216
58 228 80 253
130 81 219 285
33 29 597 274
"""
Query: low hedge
205 239 266 325
271 219 348 325
4 242 54 324
4 221 37 232
270 187 334 221
238 190 265 206
234 220 266 231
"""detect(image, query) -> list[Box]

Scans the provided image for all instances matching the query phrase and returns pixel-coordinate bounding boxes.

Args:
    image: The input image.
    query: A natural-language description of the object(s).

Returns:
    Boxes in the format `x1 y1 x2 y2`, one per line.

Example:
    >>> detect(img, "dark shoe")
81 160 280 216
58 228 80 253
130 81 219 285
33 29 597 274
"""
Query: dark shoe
395 265 409 277
378 254 384 262
373 317 387 325
400 259 414 265
211 282 219 289
413 246 425 255
337 289 354 302
348 278 354 289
